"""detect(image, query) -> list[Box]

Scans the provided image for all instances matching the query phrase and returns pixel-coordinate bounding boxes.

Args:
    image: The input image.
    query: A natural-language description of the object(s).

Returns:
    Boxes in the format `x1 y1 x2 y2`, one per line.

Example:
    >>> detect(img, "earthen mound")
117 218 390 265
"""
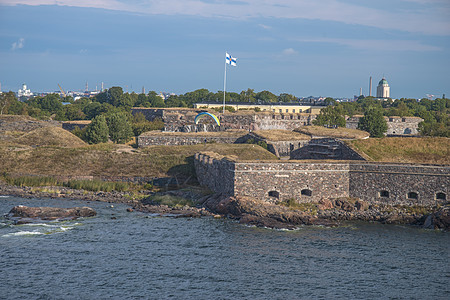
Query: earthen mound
14 126 87 148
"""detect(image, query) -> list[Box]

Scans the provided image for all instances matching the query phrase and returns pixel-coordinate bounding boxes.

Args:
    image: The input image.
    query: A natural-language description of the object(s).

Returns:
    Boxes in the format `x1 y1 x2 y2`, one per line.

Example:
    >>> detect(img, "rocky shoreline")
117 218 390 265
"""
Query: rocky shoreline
1 181 448 230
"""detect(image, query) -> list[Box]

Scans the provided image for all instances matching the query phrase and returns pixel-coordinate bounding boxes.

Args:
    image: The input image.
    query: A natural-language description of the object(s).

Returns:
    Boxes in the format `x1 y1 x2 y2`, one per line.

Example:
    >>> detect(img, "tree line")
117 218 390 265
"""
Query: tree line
0 88 448 140
312 96 449 137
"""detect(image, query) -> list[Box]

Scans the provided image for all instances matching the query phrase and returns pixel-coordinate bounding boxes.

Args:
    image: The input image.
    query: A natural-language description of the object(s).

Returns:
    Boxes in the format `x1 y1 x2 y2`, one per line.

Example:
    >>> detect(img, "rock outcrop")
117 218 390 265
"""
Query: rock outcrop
8 205 97 222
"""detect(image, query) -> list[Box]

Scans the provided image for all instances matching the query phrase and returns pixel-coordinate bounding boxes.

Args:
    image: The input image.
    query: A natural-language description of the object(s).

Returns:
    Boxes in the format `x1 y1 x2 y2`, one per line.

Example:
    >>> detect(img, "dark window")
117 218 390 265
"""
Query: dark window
389 118 393 122
402 118 406 122
268 191 280 199
404 128 412 134
380 190 389 198
290 115 293 120
407 192 418 199
272 115 275 119
301 189 312 196
436 192 446 200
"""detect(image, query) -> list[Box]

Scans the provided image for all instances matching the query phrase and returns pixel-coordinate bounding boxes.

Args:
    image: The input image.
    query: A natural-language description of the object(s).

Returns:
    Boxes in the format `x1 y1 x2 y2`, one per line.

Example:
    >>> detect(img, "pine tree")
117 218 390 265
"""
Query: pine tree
85 115 109 144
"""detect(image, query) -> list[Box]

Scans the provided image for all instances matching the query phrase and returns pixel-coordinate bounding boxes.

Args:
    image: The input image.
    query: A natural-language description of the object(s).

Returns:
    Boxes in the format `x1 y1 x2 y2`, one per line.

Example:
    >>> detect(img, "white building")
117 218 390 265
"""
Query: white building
18 83 33 98
376 77 390 99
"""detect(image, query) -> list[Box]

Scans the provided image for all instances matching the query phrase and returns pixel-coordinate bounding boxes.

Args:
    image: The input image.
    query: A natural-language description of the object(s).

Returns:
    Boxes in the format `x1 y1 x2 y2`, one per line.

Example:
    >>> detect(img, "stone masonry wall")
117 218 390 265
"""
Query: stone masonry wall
346 116 422 135
137 135 246 147
234 162 350 203
194 153 235 195
349 163 449 206
194 153 449 206
290 138 366 160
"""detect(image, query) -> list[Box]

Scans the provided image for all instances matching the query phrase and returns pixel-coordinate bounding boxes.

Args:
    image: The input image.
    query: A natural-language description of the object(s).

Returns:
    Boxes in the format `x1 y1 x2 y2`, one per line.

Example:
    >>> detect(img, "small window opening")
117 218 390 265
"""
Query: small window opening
268 191 280 199
272 115 275 119
402 118 406 122
301 189 312 196
380 190 389 198
436 192 446 201
407 192 418 199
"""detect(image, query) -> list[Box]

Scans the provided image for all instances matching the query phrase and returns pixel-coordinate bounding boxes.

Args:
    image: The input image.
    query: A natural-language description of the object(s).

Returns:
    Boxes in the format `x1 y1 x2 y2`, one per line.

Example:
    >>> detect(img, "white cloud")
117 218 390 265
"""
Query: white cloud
1 0 449 36
282 48 298 55
11 38 25 50
258 24 272 30
296 38 442 52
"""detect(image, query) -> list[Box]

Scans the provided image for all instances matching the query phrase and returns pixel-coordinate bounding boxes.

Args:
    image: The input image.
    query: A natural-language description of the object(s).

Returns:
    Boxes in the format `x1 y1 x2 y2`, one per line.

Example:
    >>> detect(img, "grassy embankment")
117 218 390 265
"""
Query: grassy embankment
294 125 370 139
349 137 450 165
0 125 277 179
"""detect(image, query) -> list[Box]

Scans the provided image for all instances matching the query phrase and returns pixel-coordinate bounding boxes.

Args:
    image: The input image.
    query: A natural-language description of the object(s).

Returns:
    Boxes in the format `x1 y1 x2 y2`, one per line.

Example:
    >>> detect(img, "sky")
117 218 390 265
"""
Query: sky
0 0 449 99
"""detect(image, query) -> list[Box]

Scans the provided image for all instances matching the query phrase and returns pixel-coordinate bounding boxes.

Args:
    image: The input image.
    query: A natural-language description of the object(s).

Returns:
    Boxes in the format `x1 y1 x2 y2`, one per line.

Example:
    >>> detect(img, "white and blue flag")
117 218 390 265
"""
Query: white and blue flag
226 52 237 66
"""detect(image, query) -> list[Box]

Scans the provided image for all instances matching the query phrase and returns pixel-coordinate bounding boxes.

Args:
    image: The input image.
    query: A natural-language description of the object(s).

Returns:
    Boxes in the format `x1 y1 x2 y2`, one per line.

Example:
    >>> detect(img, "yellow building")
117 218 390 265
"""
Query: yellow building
194 103 324 114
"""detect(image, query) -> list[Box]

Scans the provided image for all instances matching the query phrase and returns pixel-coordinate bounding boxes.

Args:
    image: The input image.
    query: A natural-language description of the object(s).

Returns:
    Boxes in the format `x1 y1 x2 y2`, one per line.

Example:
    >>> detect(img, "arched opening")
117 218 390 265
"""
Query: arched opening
407 192 418 200
404 128 412 134
301 189 312 196
380 190 389 198
268 191 280 199
436 192 446 201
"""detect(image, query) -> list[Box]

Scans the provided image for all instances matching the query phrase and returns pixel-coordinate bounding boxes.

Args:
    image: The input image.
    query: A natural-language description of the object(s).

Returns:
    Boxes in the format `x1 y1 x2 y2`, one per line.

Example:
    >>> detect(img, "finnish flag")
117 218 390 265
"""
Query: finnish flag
226 52 237 66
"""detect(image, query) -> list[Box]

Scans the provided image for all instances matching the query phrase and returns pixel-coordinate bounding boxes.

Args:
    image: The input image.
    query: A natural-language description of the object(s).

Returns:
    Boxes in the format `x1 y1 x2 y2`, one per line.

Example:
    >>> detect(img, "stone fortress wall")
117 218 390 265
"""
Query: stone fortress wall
132 108 422 136
346 116 422 135
131 108 316 132
137 134 249 147
194 153 449 207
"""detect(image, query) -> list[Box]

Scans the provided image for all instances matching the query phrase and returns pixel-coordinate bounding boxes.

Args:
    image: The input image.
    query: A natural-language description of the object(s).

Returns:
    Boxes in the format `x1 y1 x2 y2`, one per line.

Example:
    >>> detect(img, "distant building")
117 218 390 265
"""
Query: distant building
18 83 33 98
376 77 390 99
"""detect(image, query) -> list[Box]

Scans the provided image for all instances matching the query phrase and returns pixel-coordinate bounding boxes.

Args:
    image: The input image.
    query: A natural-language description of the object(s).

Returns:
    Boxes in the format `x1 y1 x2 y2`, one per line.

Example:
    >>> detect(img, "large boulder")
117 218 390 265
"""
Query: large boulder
423 206 450 230
8 205 97 221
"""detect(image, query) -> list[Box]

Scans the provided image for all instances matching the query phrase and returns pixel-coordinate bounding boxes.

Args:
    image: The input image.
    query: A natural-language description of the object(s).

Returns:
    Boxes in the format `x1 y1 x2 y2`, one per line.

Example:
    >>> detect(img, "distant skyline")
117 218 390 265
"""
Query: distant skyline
0 0 449 99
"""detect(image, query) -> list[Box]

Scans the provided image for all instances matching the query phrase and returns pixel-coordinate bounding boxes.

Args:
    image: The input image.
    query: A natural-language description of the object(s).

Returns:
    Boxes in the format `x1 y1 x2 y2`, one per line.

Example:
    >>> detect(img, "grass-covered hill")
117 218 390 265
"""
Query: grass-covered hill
348 137 450 165
0 142 277 179
14 127 87 148
295 125 370 139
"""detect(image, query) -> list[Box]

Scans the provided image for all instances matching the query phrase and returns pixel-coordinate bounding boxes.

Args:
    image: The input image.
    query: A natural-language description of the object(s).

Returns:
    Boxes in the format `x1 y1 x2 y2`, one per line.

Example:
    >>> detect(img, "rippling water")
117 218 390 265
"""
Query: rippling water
1 195 449 299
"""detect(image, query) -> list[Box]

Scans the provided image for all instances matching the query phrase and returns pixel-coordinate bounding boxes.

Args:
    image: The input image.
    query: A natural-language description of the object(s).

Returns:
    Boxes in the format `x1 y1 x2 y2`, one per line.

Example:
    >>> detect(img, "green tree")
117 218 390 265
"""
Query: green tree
85 115 109 144
255 90 277 102
0 91 16 114
324 97 336 106
239 88 256 102
312 105 346 127
278 93 297 103
358 106 388 137
106 112 133 143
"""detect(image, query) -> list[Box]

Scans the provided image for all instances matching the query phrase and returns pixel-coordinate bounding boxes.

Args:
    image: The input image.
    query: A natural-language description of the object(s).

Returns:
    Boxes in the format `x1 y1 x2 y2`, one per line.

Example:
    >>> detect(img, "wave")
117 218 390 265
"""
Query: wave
2 231 45 237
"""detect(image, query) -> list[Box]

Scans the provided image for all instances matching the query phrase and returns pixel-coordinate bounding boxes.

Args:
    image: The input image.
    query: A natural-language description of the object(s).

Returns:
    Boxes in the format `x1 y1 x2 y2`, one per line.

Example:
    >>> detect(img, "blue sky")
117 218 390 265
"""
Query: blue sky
0 0 449 99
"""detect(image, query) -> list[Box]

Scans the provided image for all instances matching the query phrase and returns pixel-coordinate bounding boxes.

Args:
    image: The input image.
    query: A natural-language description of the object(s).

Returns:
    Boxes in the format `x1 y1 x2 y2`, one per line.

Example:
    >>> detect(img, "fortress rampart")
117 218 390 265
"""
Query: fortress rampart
132 108 421 136
346 116 422 135
194 153 449 206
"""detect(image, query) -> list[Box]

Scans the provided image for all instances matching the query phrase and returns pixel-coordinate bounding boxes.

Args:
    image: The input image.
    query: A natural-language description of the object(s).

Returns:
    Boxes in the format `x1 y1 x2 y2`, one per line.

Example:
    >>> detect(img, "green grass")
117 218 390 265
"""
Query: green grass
63 179 133 192
3 175 60 187
349 137 450 164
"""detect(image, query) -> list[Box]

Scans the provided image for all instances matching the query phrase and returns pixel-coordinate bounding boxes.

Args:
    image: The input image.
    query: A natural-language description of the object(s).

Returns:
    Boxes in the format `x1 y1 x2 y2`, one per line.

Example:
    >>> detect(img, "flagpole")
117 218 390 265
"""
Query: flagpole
223 52 227 114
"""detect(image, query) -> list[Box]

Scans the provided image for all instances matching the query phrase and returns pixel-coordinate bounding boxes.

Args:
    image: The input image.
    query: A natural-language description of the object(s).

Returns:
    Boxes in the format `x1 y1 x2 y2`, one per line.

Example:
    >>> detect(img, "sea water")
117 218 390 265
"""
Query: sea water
0 196 449 299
